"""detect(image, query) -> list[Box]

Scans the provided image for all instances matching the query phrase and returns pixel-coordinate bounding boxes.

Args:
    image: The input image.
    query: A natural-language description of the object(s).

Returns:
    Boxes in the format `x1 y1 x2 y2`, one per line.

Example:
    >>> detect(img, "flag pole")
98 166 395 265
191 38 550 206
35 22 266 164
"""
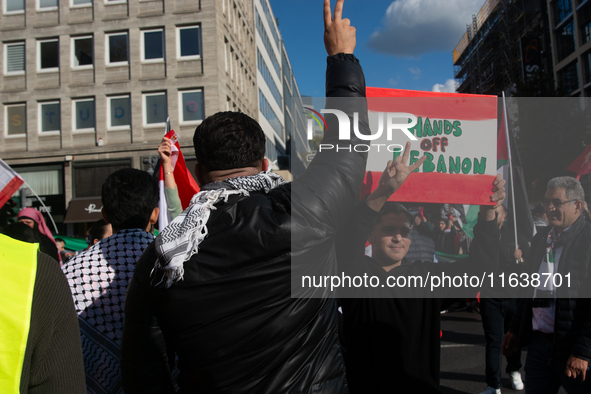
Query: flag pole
502 92 519 264
23 181 59 234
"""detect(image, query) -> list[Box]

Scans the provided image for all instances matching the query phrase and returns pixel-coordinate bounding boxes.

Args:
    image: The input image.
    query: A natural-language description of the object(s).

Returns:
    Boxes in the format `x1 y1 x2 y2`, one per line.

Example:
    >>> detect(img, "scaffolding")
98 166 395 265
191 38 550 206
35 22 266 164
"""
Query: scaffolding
453 0 548 95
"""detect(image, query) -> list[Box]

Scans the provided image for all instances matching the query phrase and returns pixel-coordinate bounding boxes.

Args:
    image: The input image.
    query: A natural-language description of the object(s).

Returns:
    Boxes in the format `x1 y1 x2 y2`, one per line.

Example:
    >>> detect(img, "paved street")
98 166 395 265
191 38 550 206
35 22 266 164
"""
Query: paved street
439 309 567 394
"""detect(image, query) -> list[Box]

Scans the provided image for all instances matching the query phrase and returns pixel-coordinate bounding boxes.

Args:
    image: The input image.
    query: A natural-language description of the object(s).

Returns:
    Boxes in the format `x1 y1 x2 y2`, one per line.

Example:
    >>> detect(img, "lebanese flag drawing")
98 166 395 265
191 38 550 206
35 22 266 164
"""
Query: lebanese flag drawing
158 130 200 230
0 159 24 209
361 87 498 205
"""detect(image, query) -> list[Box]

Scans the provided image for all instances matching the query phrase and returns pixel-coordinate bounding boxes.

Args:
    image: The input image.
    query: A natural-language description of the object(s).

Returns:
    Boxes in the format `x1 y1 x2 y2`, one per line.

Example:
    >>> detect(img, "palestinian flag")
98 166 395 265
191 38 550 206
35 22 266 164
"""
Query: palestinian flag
362 87 498 206
567 144 591 179
497 100 535 242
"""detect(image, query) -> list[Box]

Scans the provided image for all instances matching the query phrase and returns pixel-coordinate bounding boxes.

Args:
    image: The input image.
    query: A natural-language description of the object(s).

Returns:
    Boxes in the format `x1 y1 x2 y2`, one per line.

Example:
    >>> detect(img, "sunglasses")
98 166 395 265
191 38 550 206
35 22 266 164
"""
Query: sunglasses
542 199 577 208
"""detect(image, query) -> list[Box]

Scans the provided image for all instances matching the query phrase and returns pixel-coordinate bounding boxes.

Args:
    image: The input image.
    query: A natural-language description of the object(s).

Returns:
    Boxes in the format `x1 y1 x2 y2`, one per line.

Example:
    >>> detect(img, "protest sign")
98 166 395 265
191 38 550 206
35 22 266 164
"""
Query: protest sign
362 87 498 205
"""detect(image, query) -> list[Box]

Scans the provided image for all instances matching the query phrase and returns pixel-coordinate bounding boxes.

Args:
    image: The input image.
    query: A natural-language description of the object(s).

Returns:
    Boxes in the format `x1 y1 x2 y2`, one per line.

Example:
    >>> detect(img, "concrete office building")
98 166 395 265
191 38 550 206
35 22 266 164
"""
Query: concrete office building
0 0 310 236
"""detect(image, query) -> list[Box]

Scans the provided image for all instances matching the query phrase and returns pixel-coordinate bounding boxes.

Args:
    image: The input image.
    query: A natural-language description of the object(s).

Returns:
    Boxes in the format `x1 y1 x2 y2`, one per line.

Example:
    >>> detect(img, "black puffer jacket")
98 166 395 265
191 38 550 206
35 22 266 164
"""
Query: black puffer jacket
509 215 591 366
121 54 369 394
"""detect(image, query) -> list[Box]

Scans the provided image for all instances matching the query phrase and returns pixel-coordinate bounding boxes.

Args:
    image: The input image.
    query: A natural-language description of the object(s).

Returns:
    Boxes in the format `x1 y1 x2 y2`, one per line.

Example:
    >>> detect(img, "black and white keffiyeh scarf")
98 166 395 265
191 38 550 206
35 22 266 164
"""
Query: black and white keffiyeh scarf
61 228 154 394
153 170 285 288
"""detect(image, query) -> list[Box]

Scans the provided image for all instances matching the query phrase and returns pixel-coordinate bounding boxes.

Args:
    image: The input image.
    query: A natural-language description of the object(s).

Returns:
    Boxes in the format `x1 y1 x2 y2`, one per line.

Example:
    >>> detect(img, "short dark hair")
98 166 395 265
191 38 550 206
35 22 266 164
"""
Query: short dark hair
193 111 266 171
101 168 159 231
377 202 413 226
88 219 111 242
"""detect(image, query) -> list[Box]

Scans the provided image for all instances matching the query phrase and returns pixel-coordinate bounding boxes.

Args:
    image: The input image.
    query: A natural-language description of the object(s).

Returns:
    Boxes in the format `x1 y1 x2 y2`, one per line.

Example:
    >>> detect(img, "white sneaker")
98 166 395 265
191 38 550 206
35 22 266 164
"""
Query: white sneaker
478 386 501 394
510 371 524 390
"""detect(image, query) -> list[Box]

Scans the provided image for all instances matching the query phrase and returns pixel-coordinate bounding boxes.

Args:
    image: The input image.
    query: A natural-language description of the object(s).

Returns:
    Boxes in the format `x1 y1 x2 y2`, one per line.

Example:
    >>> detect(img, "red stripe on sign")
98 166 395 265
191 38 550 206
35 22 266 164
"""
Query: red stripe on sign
366 88 497 121
361 172 497 206
0 176 24 209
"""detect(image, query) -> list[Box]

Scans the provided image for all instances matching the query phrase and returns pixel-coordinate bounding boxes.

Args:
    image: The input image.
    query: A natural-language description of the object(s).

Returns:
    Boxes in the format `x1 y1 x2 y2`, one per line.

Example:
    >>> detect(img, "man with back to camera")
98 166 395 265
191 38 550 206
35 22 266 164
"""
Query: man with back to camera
120 1 369 392
503 176 591 394
336 148 505 393
61 168 159 394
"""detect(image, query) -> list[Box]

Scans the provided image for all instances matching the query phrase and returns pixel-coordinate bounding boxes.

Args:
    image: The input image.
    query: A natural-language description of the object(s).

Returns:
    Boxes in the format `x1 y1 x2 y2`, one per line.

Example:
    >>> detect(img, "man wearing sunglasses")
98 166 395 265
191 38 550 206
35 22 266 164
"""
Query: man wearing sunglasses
337 147 506 393
503 176 591 393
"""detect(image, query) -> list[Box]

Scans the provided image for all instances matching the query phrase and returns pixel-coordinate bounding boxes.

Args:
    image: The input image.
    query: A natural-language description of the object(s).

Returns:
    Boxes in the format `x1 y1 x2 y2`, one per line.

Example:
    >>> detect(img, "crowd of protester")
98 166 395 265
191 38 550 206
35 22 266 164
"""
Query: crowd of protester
1 1 590 393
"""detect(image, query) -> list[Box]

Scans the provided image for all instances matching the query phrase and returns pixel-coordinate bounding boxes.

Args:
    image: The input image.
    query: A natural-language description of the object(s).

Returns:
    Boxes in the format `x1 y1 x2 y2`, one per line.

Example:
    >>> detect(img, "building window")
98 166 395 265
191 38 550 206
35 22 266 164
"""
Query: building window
4 42 25 75
141 28 164 62
143 92 167 126
255 9 280 75
39 101 60 133
38 0 58 10
553 0 573 26
71 0 91 7
4 0 24 13
179 89 204 123
71 35 93 68
106 32 128 65
584 51 591 84
177 25 201 59
72 98 95 131
259 89 282 137
558 61 579 95
5 103 26 136
556 20 576 62
107 95 131 129
38 38 59 71
257 48 281 107
105 0 126 4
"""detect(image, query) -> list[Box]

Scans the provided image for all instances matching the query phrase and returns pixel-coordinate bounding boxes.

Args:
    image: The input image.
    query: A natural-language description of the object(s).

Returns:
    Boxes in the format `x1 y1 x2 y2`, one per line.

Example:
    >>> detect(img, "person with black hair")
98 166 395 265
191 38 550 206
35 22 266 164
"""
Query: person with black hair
2 221 60 262
87 219 113 246
336 152 505 394
62 168 159 394
121 1 366 392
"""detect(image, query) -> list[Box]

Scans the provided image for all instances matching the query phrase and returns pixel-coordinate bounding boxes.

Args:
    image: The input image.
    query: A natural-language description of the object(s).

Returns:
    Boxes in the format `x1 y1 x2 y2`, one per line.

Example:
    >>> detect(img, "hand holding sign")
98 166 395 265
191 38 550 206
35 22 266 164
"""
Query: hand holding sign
366 142 426 212
480 174 506 221
324 0 356 56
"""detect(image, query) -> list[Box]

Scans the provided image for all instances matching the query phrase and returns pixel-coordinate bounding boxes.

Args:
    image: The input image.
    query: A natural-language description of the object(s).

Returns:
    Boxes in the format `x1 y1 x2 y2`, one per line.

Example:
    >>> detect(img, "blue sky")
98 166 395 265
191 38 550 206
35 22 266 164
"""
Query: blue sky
270 0 487 96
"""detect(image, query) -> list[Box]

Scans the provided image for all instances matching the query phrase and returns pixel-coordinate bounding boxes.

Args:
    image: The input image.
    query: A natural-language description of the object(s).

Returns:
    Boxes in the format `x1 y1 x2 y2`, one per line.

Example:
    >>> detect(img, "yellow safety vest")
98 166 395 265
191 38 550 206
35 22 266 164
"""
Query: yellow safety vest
0 234 38 394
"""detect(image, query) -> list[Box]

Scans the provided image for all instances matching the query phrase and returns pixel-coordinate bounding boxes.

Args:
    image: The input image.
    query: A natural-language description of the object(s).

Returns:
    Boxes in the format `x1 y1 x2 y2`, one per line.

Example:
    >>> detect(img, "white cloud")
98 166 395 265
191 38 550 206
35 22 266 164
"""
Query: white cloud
388 77 400 87
432 79 457 93
408 66 421 79
367 0 486 57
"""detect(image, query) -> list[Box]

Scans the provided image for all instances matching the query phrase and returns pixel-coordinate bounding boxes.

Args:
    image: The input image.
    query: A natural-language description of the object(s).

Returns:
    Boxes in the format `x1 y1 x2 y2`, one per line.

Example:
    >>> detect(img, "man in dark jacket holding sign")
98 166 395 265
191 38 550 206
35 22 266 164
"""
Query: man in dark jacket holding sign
337 151 505 394
121 1 368 393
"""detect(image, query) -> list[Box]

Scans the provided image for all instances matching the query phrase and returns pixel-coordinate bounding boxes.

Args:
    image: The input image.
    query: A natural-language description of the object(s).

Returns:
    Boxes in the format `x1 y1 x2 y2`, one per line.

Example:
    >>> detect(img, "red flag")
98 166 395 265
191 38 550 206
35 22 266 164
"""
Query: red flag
567 144 591 178
158 130 200 230
0 159 24 209
497 109 509 167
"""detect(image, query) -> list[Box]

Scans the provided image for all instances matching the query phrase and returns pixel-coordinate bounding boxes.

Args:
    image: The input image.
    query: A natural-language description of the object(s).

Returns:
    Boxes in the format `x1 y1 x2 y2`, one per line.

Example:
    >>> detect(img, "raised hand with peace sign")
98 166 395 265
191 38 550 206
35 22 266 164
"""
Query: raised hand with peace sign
324 0 356 56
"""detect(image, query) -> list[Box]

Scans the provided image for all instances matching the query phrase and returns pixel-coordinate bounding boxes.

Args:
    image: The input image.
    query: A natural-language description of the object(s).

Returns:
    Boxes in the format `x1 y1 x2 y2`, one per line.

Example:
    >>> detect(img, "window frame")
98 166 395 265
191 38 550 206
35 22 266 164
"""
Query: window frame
70 0 92 8
4 103 26 137
37 0 58 12
142 91 167 127
4 41 25 76
71 97 95 133
106 94 131 131
104 0 126 5
71 35 93 69
176 25 201 61
3 0 25 14
38 100 61 135
140 28 165 63
178 89 204 125
105 31 129 66
37 38 59 73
